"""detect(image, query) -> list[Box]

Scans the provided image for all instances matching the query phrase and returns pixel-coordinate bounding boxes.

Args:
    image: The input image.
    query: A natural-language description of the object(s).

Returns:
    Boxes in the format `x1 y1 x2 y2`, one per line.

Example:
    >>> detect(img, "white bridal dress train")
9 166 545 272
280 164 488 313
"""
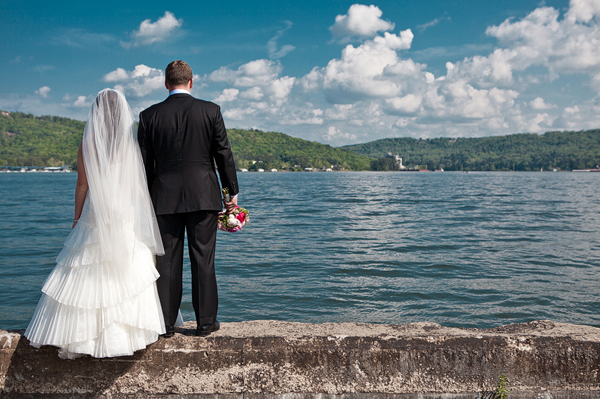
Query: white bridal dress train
25 89 166 359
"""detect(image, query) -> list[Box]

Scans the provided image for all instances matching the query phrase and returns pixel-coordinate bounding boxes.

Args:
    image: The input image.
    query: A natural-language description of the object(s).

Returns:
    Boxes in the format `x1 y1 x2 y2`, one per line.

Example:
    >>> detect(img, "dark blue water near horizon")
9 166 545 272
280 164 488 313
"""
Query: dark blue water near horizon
1 171 599 330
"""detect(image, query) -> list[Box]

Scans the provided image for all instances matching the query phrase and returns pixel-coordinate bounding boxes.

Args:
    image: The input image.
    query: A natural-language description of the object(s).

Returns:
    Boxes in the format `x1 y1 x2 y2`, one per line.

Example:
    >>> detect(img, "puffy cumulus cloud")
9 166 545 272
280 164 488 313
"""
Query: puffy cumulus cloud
330 4 394 41
323 126 356 141
526 112 555 133
223 107 257 121
325 104 354 120
479 2 600 80
566 0 600 23
103 68 129 82
73 95 91 108
240 87 264 100
394 117 416 128
210 59 283 87
280 107 324 126
438 81 519 120
308 30 415 102
553 102 600 130
35 86 50 98
530 97 556 110
203 59 301 130
386 94 422 114
214 88 239 103
121 11 182 48
443 49 518 88
271 76 295 100
103 65 164 97
209 59 296 105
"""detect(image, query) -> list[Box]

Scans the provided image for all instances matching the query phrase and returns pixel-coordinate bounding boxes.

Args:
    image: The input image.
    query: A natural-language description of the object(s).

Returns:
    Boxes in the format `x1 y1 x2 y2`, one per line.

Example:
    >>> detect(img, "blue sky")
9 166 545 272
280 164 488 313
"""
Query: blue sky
2 0 599 145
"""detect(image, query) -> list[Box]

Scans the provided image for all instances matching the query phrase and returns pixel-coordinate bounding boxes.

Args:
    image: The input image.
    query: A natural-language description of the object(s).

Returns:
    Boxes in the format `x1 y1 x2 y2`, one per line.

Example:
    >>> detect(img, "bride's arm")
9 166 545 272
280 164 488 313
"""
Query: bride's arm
72 143 88 228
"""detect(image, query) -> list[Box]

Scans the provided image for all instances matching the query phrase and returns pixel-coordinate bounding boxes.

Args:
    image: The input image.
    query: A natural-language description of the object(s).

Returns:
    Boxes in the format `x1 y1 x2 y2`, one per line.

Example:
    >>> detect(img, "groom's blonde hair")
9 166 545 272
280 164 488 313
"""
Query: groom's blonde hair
166 60 193 86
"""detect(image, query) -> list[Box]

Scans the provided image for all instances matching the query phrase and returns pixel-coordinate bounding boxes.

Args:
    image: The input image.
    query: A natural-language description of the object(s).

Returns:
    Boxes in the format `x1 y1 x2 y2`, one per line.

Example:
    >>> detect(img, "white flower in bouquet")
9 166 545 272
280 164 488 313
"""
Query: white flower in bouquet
228 214 241 227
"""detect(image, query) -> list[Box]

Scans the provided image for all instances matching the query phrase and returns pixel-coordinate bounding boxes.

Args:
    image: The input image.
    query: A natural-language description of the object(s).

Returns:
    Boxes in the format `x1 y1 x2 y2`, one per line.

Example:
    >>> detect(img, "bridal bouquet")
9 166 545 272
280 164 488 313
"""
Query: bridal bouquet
218 188 249 233
217 207 249 232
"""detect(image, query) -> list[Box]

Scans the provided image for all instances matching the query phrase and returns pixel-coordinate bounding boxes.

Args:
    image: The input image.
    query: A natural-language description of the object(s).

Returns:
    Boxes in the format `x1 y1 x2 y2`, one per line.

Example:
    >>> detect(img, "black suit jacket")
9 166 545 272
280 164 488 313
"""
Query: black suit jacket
138 93 239 215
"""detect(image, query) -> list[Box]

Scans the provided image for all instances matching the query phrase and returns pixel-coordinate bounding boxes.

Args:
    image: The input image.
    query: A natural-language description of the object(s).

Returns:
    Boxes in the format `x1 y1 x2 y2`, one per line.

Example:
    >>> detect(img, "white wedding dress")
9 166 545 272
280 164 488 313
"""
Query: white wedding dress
25 89 167 359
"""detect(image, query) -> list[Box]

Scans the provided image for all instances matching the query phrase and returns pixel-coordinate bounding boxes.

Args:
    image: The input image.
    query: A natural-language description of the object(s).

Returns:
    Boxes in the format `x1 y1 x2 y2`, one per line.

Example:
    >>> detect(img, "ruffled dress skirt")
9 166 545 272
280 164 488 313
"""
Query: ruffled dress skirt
24 208 166 359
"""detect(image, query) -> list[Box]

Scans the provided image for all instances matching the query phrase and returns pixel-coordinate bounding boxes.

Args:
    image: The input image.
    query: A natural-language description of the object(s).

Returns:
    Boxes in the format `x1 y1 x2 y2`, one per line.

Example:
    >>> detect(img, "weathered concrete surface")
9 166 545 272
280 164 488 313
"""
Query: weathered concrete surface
1 320 600 398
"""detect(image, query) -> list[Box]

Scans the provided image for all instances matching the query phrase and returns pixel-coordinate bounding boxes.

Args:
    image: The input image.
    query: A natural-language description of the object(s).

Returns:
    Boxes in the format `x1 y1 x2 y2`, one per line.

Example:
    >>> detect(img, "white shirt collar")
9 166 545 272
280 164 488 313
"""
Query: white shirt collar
169 89 190 96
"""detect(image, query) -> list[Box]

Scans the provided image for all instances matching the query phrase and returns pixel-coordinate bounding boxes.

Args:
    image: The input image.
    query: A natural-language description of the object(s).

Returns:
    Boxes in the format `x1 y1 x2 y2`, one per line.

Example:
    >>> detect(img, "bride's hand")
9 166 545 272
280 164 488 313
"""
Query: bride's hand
224 196 238 213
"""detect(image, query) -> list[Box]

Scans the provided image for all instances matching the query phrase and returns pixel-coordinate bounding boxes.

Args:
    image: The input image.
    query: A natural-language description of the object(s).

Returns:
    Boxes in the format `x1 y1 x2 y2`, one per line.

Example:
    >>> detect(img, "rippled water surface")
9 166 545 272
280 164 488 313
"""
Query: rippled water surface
1 171 599 330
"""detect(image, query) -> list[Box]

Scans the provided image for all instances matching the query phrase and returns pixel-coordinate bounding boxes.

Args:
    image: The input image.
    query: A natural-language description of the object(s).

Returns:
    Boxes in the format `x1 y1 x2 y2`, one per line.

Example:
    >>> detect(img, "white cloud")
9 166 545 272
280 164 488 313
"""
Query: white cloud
386 94 422 114
417 17 450 32
214 88 239 103
394 117 415 128
103 68 129 82
209 59 296 106
325 104 354 120
330 4 395 41
210 59 282 87
565 105 580 114
313 30 415 102
103 64 164 97
529 97 556 109
73 96 90 108
566 0 600 23
223 107 256 120
286 117 324 125
271 76 295 100
35 86 50 98
122 11 182 48
482 4 600 78
526 112 555 132
323 126 356 141
240 87 264 100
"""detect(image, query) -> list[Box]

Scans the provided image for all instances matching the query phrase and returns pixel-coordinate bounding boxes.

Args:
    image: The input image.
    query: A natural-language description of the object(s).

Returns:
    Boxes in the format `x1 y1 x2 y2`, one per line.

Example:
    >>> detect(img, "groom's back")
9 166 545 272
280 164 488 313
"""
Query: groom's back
138 94 237 215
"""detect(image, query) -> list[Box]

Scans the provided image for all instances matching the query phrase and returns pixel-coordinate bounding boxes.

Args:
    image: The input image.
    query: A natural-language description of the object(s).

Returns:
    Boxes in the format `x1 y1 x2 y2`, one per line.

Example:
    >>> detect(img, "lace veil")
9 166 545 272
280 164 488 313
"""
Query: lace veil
81 88 164 259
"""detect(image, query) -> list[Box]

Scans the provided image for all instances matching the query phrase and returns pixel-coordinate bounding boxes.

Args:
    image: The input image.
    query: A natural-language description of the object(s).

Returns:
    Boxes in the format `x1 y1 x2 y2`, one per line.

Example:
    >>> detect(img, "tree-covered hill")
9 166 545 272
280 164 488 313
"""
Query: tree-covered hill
0 111 85 167
0 111 371 170
344 130 600 171
227 128 371 171
2 110 599 171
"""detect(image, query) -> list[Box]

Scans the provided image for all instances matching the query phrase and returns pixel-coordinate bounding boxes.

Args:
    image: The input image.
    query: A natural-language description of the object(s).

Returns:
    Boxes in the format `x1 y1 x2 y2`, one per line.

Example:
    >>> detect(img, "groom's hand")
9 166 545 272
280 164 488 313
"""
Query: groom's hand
225 196 238 213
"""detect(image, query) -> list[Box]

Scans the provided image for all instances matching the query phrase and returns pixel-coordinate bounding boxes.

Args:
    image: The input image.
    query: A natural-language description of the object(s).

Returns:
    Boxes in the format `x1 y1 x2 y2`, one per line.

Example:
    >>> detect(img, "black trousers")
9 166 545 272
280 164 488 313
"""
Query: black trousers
155 210 219 327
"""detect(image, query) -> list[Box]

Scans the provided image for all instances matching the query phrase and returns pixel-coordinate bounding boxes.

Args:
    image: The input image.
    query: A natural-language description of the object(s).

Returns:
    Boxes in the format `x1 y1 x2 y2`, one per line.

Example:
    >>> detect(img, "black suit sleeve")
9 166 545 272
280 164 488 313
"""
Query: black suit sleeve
137 112 155 191
211 106 239 196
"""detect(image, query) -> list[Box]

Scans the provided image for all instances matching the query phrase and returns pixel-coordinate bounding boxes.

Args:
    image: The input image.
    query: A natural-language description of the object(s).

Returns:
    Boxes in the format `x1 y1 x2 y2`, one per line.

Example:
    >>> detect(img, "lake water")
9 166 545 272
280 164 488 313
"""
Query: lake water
1 171 599 330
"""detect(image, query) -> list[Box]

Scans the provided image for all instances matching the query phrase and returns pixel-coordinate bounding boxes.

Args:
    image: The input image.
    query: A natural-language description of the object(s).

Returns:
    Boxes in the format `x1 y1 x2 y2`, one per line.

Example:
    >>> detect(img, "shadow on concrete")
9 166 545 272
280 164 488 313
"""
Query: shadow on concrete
2 329 140 398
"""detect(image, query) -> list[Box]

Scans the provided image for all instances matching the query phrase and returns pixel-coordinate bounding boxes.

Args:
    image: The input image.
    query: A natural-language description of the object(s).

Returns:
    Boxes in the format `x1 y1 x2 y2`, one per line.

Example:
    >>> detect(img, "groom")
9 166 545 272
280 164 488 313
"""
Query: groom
138 60 239 337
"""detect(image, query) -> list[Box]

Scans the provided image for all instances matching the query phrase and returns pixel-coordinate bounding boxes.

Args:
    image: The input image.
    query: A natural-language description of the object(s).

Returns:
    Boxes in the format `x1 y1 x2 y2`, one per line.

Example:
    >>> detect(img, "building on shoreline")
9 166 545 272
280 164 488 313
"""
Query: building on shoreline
0 166 72 173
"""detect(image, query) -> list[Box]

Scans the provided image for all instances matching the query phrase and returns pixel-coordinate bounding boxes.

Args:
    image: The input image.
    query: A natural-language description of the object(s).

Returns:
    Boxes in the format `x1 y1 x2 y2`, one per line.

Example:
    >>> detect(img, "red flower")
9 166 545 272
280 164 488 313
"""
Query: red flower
236 212 245 222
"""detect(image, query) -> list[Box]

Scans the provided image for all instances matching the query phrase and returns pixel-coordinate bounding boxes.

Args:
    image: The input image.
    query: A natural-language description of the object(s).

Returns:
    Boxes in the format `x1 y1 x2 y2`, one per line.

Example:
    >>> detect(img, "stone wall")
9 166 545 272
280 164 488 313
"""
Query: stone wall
1 320 600 398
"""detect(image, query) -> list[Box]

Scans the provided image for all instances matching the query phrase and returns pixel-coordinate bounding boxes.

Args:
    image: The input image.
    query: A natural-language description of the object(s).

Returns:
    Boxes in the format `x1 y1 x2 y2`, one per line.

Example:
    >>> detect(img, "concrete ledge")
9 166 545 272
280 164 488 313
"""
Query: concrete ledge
1 320 600 398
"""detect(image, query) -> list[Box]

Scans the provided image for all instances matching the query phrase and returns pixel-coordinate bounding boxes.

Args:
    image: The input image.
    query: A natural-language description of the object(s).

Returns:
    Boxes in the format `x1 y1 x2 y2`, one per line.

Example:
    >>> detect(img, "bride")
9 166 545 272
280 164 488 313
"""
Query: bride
25 89 167 359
